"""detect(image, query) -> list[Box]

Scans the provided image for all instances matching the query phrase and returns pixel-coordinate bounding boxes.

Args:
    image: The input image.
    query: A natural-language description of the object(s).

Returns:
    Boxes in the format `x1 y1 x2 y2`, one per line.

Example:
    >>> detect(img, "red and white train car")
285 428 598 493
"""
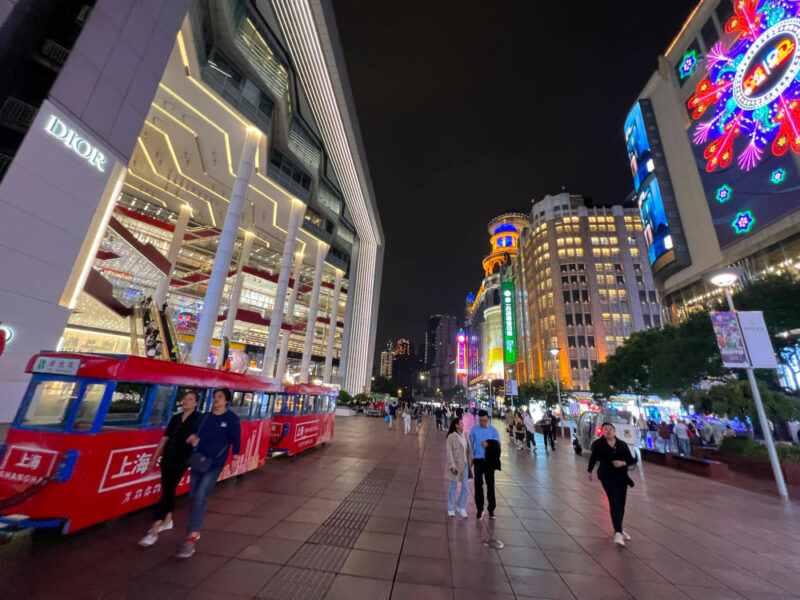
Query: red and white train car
269 383 337 456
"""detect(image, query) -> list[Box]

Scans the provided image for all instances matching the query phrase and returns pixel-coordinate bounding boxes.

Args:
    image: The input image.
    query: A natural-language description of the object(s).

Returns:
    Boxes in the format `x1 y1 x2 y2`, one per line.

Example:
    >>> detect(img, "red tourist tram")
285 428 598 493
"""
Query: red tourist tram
269 383 337 456
0 352 281 534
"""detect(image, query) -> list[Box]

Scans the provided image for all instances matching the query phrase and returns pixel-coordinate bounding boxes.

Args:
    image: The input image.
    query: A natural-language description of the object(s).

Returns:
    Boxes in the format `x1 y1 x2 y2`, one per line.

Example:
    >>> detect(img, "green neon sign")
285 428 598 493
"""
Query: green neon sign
501 280 516 363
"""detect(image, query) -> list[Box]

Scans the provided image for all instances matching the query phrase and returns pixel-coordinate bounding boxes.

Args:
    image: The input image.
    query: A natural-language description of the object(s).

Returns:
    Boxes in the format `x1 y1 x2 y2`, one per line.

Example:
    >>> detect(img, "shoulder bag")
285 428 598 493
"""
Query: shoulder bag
188 413 228 474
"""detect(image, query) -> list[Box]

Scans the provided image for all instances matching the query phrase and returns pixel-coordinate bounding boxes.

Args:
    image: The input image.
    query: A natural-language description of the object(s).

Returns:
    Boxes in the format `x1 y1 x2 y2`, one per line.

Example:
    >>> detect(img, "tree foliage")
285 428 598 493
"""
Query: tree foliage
443 385 466 399
518 378 567 409
371 376 397 395
590 312 725 400
337 390 353 405
353 393 369 405
732 273 800 341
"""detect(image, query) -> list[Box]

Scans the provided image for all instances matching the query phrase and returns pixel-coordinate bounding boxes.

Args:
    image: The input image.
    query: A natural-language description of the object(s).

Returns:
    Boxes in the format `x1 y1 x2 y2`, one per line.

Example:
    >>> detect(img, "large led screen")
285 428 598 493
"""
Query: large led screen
624 103 654 192
637 178 672 265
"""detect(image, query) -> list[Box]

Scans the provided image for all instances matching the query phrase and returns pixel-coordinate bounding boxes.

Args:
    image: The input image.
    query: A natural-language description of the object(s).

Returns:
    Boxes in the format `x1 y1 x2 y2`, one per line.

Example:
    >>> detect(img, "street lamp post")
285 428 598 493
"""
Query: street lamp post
708 269 789 500
550 346 566 438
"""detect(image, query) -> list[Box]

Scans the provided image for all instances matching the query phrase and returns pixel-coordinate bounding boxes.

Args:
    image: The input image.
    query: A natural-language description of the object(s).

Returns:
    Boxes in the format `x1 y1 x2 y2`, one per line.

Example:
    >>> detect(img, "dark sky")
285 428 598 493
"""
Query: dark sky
332 0 698 356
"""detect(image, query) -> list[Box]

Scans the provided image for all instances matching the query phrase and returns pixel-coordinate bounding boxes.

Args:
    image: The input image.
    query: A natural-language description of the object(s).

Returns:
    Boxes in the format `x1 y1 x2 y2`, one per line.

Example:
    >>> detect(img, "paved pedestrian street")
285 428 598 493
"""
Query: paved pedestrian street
2 414 800 599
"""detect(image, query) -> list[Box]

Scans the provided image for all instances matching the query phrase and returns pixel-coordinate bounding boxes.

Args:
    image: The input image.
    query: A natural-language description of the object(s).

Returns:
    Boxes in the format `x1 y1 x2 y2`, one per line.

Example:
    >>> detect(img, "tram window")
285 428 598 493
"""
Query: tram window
230 391 254 419
315 396 324 413
22 380 80 428
103 382 148 427
274 394 284 415
285 395 296 415
147 385 177 427
73 383 107 430
175 387 206 412
266 393 275 418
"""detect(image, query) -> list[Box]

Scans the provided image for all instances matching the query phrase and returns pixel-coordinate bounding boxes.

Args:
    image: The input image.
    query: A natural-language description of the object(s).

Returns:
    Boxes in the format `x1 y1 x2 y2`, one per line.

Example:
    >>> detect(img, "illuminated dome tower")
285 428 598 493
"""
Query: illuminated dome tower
482 213 530 276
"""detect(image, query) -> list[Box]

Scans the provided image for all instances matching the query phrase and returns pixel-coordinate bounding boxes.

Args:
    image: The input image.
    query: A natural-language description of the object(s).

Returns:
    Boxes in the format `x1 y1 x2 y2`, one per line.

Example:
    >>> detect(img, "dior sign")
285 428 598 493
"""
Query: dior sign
44 115 107 172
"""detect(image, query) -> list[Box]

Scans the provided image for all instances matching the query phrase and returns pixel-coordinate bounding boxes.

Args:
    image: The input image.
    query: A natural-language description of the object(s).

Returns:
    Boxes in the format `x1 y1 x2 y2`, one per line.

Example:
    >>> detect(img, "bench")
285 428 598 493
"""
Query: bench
671 454 730 480
640 448 673 466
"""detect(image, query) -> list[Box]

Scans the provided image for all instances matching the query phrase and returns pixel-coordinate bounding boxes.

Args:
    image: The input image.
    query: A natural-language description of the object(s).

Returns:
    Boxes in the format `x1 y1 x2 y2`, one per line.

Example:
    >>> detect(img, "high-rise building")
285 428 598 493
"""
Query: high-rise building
380 347 393 379
625 0 800 330
514 193 662 391
464 213 529 395
425 314 457 391
0 0 384 420
394 338 411 356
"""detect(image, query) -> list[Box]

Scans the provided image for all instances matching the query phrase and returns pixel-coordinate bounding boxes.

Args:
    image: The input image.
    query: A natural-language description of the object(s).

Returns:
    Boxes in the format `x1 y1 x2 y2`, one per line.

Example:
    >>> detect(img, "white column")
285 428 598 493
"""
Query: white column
300 241 329 383
261 201 306 376
276 252 304 380
337 238 358 388
190 128 260 366
153 203 191 306
220 231 254 354
323 269 343 383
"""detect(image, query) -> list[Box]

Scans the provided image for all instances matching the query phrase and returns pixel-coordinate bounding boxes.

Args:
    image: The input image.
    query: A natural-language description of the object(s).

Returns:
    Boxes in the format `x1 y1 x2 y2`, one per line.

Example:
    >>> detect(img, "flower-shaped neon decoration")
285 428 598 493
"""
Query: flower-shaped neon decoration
732 210 756 234
680 49 698 79
688 1 800 173
716 184 732 202
771 167 787 183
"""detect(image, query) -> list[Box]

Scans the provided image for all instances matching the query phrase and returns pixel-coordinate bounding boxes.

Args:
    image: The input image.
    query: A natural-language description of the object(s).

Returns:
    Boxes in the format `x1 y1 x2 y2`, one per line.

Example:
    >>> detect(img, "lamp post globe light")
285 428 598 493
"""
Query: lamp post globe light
705 268 789 499
550 346 567 437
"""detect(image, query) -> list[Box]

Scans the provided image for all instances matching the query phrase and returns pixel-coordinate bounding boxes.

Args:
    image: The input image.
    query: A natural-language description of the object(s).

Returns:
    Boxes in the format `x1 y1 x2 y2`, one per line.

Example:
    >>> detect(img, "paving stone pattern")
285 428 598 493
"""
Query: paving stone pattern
1 414 800 599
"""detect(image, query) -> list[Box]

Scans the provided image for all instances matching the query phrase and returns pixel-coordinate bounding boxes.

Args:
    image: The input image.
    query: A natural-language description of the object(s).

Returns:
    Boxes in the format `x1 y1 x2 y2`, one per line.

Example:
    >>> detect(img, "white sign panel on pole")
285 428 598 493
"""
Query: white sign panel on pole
506 379 518 395
738 311 779 369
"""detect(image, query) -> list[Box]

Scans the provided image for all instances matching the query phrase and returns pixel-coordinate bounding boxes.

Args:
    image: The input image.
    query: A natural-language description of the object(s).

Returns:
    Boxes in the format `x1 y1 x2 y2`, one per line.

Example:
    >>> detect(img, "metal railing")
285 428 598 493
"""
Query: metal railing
41 39 70 67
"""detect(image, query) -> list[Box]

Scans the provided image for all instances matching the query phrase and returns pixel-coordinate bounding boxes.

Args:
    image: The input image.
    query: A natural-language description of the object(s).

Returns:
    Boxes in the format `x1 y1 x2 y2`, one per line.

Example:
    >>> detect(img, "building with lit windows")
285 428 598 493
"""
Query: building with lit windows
0 0 383 421
626 0 800 334
513 193 662 392
379 346 393 378
464 213 528 397
394 338 410 356
424 314 457 392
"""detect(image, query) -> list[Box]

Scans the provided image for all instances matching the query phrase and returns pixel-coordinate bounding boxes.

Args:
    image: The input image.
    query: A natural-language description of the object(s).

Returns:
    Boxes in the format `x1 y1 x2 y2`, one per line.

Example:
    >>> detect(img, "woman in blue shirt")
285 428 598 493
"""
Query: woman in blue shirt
175 387 241 558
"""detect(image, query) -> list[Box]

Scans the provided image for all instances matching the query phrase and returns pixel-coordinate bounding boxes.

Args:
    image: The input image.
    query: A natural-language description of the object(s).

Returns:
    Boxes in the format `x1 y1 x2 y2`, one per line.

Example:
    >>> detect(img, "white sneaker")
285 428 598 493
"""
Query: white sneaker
158 520 173 533
614 532 625 546
138 533 158 547
622 531 631 540
447 510 455 517
457 508 467 518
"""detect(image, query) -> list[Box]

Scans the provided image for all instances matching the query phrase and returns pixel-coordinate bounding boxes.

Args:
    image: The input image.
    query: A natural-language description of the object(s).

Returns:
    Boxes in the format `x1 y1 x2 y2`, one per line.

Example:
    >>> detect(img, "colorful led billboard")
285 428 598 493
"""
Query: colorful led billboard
456 330 467 375
687 1 800 247
501 280 516 364
624 100 690 274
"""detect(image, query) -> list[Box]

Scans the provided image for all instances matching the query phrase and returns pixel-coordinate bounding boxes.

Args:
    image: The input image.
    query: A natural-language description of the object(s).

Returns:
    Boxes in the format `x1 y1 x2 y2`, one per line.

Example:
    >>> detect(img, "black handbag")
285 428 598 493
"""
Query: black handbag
187 414 227 474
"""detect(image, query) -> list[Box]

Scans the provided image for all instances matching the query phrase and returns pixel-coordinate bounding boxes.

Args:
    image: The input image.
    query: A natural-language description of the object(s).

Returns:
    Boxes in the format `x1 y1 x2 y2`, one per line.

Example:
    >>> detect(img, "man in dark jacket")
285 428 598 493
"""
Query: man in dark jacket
468 410 500 519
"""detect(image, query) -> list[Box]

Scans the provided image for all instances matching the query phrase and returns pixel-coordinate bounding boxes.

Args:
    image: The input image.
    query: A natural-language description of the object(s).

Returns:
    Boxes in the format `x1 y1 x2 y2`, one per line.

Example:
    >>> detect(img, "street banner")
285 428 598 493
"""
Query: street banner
506 379 518 395
710 311 749 368
738 311 779 369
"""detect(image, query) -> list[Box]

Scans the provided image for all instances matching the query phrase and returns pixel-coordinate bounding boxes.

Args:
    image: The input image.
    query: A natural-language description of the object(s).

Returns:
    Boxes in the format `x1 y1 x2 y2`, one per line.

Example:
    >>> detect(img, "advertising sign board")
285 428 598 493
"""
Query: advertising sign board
710 311 749 368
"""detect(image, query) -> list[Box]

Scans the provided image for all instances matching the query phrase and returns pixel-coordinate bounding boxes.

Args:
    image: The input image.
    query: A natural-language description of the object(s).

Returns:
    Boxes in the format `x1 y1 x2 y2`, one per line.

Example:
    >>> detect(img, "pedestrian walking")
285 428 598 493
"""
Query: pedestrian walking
445 417 472 518
539 412 556 451
523 411 538 452
176 388 241 558
388 401 397 430
138 390 200 547
434 405 444 431
513 412 525 450
469 409 500 519
413 403 422 433
442 404 450 429
505 409 515 438
658 421 673 453
456 406 464 419
403 408 412 434
587 422 637 546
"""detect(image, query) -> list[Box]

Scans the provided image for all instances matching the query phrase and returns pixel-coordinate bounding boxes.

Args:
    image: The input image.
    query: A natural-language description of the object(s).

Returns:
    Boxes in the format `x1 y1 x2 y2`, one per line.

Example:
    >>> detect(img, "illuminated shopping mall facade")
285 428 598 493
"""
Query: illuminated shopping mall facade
626 0 800 387
0 0 383 421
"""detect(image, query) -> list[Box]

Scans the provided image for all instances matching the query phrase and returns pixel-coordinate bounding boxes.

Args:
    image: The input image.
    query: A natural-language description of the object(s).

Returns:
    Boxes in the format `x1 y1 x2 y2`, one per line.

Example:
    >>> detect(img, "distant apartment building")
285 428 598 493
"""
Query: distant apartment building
425 314 457 391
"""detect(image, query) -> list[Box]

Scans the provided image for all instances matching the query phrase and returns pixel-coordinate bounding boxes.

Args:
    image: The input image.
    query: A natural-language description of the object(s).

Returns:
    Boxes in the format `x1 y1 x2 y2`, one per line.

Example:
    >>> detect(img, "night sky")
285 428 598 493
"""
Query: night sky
332 0 698 357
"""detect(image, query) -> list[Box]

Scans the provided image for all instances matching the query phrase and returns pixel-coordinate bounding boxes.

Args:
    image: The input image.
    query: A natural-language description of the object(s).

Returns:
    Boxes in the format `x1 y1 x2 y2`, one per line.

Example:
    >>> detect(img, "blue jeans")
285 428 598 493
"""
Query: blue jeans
448 461 469 512
187 465 224 533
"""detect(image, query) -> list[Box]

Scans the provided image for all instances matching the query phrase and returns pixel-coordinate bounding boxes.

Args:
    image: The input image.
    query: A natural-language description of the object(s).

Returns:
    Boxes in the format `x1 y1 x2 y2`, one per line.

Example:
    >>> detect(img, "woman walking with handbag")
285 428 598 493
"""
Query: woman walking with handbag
445 417 472 518
138 390 200 547
587 422 637 546
176 387 241 558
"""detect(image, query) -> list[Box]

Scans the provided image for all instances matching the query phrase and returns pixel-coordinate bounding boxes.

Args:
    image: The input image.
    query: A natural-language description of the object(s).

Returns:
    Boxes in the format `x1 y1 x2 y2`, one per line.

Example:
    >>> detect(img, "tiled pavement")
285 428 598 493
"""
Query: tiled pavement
2 414 800 599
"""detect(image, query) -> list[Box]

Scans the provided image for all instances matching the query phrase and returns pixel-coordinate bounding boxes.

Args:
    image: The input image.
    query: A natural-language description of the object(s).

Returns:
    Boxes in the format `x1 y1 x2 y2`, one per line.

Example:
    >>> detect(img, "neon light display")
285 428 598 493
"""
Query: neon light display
715 184 732 203
688 4 800 173
679 49 698 79
456 330 467 375
771 167 786 182
733 210 756 233
501 281 516 364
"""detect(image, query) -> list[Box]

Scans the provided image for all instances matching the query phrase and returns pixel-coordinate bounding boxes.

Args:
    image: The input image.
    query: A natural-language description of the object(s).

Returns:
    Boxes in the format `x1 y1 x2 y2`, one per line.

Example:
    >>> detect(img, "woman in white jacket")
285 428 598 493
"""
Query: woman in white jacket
445 417 473 518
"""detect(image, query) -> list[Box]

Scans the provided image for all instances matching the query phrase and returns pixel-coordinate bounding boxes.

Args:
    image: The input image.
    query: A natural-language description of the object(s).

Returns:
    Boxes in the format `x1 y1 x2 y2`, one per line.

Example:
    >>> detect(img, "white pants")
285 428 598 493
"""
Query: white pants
404 418 411 434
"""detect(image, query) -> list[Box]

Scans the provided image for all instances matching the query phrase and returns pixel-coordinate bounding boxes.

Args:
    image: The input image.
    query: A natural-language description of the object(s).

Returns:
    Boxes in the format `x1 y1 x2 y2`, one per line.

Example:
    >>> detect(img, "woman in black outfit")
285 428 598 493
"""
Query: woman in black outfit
587 422 637 547
138 390 200 547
